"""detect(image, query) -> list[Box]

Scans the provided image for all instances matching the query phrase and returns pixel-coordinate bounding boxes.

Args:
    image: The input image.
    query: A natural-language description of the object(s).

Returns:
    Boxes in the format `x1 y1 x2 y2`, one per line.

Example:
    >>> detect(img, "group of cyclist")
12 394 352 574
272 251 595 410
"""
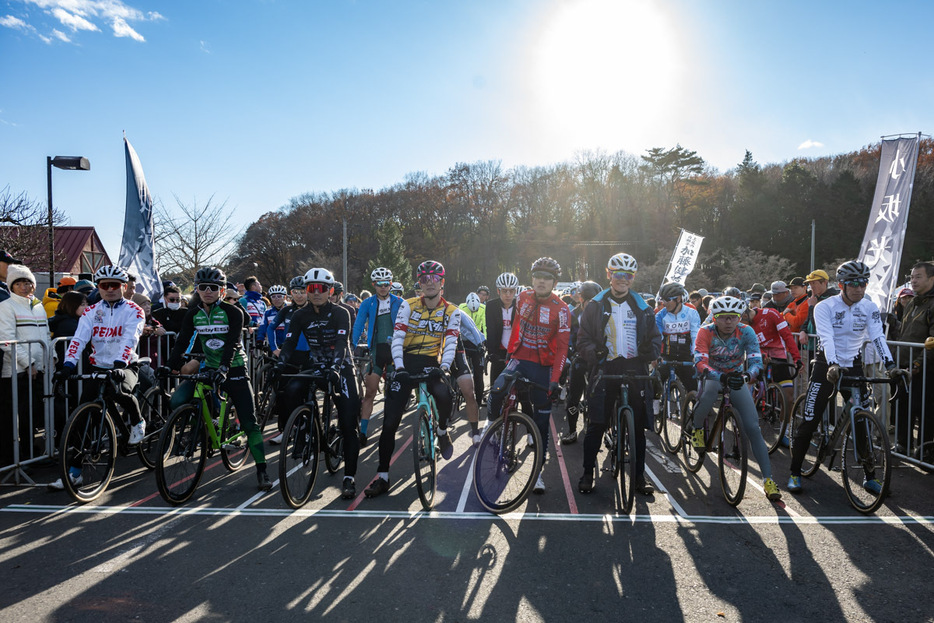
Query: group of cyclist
47 252 912 508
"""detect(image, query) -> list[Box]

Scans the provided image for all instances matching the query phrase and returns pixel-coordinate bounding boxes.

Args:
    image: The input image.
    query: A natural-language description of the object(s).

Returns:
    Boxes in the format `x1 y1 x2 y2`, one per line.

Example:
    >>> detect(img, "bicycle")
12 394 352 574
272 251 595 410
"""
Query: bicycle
789 373 902 513
410 370 457 511
56 367 155 503
753 360 798 454
656 360 691 454
592 370 655 513
473 373 546 514
253 354 280 429
681 375 749 506
278 365 346 508
136 380 171 470
155 370 249 505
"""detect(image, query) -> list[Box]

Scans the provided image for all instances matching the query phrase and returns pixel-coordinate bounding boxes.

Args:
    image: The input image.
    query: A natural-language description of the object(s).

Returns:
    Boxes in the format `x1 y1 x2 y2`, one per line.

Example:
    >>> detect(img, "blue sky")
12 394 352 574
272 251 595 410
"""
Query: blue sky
2 0 932 258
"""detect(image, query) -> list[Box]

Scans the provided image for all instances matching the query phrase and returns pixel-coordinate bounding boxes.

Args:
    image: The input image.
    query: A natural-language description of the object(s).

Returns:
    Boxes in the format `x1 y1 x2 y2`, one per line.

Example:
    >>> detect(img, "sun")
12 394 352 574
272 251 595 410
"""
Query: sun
529 0 682 155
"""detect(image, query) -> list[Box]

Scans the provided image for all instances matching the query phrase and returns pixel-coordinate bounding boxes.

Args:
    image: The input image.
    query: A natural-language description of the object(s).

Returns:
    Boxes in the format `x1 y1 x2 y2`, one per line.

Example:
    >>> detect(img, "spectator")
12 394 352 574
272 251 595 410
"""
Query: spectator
238 275 266 327
748 282 767 299
0 264 50 466
48 290 88 439
895 262 934 460
152 284 186 334
783 277 810 333
0 249 23 304
749 291 762 309
123 270 139 299
798 269 837 348
766 280 794 313
74 279 94 296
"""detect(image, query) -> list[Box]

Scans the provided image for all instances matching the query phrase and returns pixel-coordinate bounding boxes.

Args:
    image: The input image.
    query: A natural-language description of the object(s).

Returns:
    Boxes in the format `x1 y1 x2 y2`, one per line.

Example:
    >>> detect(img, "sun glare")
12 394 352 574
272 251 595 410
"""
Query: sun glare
530 0 681 155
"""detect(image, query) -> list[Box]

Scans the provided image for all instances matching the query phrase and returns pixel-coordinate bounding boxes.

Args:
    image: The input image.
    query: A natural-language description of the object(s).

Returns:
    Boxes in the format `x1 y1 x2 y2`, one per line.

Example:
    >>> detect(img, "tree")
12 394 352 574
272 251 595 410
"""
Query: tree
155 195 236 287
0 187 68 269
640 145 707 229
366 218 412 293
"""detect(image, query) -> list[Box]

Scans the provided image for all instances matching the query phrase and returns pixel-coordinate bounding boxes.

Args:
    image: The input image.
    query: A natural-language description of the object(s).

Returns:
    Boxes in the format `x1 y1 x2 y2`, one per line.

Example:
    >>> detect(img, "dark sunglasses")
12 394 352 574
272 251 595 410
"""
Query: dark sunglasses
98 282 123 291
197 283 221 292
843 280 869 288
374 281 392 287
609 270 636 280
531 271 554 280
306 283 331 294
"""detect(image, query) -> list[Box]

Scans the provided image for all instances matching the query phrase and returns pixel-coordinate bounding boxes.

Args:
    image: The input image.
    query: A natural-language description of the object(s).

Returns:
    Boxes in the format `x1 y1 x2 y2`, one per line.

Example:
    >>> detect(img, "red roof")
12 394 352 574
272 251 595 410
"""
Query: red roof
0 226 112 274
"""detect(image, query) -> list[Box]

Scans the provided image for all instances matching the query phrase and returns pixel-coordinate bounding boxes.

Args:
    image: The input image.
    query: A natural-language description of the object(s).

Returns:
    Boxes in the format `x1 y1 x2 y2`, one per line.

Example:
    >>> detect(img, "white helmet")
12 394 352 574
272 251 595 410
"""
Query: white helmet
710 296 746 315
607 253 638 273
94 265 128 283
303 268 335 286
465 292 481 312
390 281 403 294
268 284 287 296
496 272 519 289
371 267 393 282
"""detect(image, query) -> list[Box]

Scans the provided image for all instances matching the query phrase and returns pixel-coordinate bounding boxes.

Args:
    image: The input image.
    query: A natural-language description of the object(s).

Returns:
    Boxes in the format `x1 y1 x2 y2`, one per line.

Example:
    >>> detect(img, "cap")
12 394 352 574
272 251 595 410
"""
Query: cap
697 288 709 297
805 270 830 282
749 283 766 293
74 279 94 293
749 291 763 301
770 280 789 294
0 249 23 265
788 277 806 287
897 287 915 298
58 276 77 287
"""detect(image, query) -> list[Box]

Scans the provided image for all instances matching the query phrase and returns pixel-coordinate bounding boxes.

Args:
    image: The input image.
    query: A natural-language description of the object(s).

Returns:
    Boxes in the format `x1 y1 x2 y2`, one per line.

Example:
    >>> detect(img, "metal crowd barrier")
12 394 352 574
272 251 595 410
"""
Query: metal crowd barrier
0 339 52 485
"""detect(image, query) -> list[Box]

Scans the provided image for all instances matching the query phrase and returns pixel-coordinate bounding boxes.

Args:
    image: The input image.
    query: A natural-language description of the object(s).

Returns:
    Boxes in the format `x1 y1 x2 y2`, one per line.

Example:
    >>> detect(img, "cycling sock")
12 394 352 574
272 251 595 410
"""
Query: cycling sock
360 418 369 435
438 428 448 437
377 471 389 481
470 422 479 435
256 462 267 474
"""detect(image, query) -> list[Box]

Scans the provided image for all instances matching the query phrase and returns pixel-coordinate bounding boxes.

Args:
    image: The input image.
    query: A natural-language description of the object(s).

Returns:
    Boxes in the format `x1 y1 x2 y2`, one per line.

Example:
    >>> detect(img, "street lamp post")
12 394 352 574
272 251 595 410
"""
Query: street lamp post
47 156 90 290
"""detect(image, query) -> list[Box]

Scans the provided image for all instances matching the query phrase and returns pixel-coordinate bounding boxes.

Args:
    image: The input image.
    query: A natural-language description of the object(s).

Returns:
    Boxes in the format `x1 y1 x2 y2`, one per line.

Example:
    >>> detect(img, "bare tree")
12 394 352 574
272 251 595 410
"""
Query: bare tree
0 187 68 267
155 195 236 286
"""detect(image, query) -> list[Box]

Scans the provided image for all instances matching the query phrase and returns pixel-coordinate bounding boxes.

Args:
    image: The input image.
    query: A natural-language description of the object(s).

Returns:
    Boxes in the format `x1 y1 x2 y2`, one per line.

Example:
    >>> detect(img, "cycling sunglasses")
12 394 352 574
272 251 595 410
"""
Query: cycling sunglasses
609 270 636 280
196 283 221 292
713 312 740 320
98 282 123 291
374 280 392 287
531 271 555 280
418 274 442 285
306 283 331 294
843 280 869 287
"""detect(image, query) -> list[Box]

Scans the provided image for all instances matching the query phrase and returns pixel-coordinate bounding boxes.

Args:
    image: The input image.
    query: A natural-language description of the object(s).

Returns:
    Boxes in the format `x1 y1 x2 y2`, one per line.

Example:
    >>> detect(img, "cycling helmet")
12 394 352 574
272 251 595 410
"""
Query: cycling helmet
530 257 561 279
303 268 335 286
94 265 128 283
579 281 602 301
607 253 638 273
659 282 685 301
710 296 746 315
194 266 226 285
390 281 403 294
496 272 519 289
289 276 304 290
333 281 344 294
477 285 490 295
836 260 870 282
268 284 287 296
417 260 445 279
465 292 481 312
371 267 393 282
722 286 744 300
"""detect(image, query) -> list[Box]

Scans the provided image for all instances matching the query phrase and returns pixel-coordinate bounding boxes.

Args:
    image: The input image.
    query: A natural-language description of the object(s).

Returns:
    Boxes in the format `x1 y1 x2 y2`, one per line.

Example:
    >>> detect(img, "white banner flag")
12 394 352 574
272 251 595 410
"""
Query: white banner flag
118 135 162 300
662 229 704 288
858 136 920 313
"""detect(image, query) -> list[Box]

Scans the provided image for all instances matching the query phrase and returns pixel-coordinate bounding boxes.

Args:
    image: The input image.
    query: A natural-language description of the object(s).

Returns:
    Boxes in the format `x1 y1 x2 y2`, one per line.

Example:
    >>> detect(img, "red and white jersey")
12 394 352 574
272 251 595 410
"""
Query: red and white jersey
507 290 571 384
749 306 800 362
65 298 145 369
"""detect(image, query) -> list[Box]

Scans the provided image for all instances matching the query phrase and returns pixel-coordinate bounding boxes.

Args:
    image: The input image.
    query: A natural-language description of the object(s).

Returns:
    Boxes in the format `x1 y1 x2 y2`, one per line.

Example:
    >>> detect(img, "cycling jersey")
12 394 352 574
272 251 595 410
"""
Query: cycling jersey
813 294 892 367
458 303 487 336
65 298 145 369
267 303 307 352
507 290 571 384
352 294 403 349
257 304 286 346
168 302 246 370
655 305 701 361
239 291 267 327
694 323 762 381
749 306 801 362
279 301 352 366
392 296 460 369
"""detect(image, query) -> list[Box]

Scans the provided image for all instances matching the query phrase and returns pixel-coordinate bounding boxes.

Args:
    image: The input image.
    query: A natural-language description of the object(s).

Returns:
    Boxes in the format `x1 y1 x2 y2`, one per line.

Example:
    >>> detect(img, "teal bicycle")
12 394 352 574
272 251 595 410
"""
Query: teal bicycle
410 370 454 511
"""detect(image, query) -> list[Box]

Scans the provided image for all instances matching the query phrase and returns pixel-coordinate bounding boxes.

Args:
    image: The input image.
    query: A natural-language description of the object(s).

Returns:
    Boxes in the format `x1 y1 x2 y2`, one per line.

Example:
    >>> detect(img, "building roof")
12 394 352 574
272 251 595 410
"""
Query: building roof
0 226 112 274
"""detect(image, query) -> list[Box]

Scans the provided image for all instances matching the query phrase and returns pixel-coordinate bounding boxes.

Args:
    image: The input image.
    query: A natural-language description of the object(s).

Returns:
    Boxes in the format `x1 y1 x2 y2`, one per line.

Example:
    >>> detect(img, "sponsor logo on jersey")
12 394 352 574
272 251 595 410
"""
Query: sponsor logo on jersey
197 325 230 335
206 338 225 350
539 307 550 324
92 326 123 338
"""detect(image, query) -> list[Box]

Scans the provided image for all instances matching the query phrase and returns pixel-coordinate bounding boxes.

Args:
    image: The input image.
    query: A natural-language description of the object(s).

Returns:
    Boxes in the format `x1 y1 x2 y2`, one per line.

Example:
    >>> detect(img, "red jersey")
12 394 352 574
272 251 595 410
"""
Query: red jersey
749 306 800 361
507 290 571 384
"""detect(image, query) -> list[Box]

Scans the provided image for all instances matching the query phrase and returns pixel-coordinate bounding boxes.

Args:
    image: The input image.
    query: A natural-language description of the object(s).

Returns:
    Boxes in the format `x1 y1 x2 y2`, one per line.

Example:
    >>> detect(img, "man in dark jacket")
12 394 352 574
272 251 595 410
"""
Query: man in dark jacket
895 261 934 460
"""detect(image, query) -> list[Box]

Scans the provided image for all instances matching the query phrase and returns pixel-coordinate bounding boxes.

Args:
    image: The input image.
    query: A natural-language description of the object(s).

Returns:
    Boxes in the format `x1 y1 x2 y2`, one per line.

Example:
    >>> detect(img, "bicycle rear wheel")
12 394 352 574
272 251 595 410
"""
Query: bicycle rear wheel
661 379 686 454
651 378 664 434
220 405 248 472
59 402 117 503
413 407 437 511
607 399 621 477
618 407 637 514
790 393 823 478
759 383 786 455
137 387 168 470
323 400 343 474
156 404 207 505
841 410 891 514
279 404 320 508
717 408 748 506
681 391 705 473
256 383 277 431
473 410 543 514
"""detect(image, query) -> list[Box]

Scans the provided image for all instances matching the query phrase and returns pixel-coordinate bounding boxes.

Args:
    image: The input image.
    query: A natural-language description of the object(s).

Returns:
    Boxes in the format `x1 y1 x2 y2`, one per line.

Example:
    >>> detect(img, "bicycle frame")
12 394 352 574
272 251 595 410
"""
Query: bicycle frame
823 376 897 468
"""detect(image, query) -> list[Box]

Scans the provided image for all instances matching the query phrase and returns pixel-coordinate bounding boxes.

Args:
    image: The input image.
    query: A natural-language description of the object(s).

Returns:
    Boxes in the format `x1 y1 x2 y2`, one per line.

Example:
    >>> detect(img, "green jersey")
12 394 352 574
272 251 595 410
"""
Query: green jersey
169 301 246 370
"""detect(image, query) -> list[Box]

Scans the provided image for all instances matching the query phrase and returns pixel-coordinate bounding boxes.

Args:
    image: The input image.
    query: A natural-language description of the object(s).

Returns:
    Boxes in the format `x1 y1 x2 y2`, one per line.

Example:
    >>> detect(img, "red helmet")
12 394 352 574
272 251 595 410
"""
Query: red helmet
417 260 445 279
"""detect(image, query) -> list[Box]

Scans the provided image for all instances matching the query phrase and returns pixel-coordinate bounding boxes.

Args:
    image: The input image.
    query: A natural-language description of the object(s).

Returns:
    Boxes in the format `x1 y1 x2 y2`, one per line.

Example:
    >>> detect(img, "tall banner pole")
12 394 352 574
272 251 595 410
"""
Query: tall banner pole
662 228 704 290
118 135 162 301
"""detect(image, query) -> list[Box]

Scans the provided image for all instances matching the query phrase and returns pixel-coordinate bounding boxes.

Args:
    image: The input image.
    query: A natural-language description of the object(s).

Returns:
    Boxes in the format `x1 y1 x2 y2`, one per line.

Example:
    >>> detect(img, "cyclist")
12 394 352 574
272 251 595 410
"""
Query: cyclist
364 261 461 498
488 258 570 494
266 276 309 442
390 281 404 297
485 272 519 385
560 280 602 444
577 253 660 495
330 282 357 325
238 275 266 327
458 292 487 408
459 292 487 336
351 267 403 446
745 299 802 423
655 281 701 393
476 285 491 304
451 307 485 444
691 295 782 501
278 268 361 499
51 265 146 490
787 261 904 494
166 266 272 491
257 284 288 348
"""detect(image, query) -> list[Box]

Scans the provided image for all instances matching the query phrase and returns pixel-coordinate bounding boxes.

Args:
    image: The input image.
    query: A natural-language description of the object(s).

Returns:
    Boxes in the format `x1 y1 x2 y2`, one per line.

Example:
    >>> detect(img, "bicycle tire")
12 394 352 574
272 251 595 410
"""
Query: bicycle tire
841 410 891 514
137 386 167 470
156 404 207 505
279 404 321 508
790 393 823 478
661 379 686 454
256 383 277 431
717 407 748 506
681 391 705 473
413 407 437 511
619 407 637 514
651 377 664 434
220 405 248 472
758 382 786 455
608 398 621 478
59 402 117 503
473 410 543 514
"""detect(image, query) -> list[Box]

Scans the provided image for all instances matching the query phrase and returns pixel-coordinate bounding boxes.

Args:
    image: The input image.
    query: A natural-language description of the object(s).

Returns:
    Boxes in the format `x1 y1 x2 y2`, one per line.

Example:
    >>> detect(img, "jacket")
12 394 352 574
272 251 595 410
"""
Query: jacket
352 293 403 349
897 287 934 369
578 288 661 368
0 292 51 377
65 298 145 370
507 290 571 384
484 297 517 359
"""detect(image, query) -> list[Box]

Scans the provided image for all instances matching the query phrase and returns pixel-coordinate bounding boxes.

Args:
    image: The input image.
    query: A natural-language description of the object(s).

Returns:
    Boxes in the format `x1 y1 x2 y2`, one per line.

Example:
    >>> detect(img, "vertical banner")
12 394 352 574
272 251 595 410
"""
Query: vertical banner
118 135 162 300
662 229 704 288
858 135 920 313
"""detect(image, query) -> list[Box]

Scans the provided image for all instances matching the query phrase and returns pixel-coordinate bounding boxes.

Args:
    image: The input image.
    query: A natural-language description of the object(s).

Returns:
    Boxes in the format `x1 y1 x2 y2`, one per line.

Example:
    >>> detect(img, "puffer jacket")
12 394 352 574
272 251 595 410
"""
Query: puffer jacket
897 287 934 369
0 292 51 377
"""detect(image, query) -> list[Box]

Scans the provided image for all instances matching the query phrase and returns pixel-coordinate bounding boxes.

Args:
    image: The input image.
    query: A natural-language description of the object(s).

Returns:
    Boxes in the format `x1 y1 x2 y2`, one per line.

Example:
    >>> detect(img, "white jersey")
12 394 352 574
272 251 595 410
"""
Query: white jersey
65 298 145 369
813 294 892 368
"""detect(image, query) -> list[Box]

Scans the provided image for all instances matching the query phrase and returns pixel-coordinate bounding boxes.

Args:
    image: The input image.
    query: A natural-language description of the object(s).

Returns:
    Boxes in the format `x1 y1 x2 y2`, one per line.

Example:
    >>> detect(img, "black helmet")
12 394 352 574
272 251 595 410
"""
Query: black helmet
289 276 304 290
195 266 226 285
333 281 344 294
659 282 685 301
722 286 744 301
836 260 870 283
530 257 561 279
579 281 602 301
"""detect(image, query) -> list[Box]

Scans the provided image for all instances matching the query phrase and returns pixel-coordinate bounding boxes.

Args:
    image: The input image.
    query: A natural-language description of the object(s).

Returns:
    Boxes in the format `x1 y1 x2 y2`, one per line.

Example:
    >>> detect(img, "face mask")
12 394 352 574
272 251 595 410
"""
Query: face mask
167 302 181 310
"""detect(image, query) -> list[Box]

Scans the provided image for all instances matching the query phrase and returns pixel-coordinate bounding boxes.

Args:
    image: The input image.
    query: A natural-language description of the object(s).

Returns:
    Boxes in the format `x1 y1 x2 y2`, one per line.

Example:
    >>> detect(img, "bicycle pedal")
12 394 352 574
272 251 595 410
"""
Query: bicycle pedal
222 442 242 451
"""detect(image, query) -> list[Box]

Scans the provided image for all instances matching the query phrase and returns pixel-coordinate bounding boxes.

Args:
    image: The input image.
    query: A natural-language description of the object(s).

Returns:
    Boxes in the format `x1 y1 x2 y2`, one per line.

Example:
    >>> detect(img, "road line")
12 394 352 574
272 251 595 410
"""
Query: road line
455 445 478 513
345 434 412 512
549 415 579 514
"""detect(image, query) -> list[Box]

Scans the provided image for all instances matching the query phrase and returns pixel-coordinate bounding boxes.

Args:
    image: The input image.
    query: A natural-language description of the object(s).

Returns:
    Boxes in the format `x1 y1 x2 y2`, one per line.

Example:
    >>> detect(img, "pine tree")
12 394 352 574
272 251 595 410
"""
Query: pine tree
366 218 412 292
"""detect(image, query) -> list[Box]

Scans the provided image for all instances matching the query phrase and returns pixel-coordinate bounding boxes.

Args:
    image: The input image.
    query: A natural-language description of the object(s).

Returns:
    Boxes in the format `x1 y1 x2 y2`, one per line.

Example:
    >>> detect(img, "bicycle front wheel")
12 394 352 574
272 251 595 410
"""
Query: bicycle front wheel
651 378 664 434
607 399 621 478
790 393 823 478
156 404 207 505
618 407 637 514
279 404 320 509
137 387 168 470
220 405 248 472
256 383 277 431
759 383 786 454
323 401 343 474
681 391 705 473
473 410 543 514
717 408 748 506
841 410 891 514
59 402 117 503
413 407 437 511
661 379 686 454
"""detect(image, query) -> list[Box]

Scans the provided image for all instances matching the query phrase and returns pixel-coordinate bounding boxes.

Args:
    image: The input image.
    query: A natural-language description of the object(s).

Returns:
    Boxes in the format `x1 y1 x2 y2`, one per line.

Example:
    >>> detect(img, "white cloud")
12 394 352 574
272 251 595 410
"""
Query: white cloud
52 7 99 31
112 16 143 41
16 0 163 42
798 139 825 150
52 27 70 41
200 40 211 54
0 14 28 28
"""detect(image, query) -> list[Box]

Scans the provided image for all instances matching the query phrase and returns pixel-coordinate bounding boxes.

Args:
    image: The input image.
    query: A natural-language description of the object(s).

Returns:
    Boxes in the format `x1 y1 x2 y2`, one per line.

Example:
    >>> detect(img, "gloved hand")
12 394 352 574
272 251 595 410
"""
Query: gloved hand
156 365 172 379
795 359 804 373
721 372 745 391
212 366 229 386
110 368 126 382
428 367 445 382
53 365 76 382
547 381 561 402
394 368 410 385
594 346 609 361
885 364 908 380
826 364 842 384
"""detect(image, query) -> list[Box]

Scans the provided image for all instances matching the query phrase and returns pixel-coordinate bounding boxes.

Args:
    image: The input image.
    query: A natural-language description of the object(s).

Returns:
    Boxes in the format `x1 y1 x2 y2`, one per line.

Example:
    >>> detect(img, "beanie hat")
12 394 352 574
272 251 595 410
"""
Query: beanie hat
7 264 36 287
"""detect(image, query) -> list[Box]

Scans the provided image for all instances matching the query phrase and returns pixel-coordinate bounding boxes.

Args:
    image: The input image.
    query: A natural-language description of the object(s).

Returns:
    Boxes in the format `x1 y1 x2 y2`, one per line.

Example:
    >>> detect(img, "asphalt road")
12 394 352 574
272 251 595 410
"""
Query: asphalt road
2 399 933 622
